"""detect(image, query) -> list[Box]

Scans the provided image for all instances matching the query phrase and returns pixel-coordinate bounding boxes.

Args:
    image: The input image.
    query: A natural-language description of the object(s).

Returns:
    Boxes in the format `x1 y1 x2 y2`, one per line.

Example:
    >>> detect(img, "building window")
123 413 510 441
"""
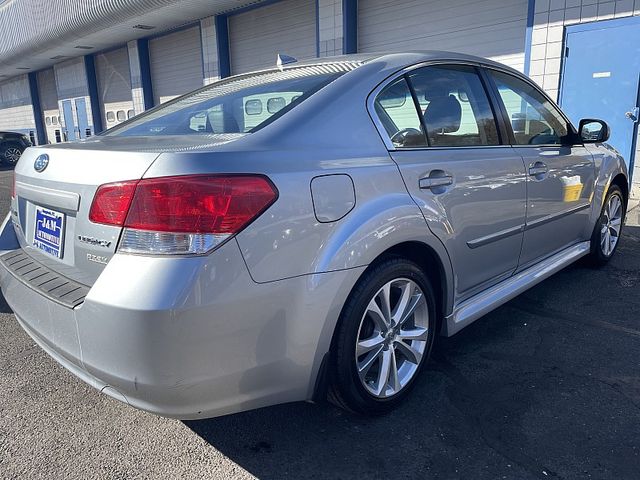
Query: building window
245 99 263 115
267 97 286 114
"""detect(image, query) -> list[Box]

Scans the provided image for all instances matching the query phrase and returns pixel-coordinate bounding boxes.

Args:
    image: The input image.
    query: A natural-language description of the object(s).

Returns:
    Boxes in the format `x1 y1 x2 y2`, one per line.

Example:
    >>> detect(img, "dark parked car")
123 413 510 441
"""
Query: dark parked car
0 131 32 165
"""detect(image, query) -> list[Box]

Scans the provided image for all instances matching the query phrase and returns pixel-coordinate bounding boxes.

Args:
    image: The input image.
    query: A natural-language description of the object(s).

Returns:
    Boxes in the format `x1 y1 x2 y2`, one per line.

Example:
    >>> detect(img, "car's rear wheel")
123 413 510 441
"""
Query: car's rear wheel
590 185 625 265
328 257 436 415
1 142 24 166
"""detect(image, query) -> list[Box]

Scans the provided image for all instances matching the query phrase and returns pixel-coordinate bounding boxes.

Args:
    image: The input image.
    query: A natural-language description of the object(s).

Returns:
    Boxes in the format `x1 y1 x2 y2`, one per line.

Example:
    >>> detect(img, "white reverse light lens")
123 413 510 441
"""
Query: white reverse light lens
118 229 230 255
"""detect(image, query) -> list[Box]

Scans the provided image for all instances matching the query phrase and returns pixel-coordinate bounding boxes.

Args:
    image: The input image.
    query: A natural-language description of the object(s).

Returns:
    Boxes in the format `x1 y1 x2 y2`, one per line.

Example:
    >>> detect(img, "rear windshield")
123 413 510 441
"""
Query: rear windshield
105 63 359 137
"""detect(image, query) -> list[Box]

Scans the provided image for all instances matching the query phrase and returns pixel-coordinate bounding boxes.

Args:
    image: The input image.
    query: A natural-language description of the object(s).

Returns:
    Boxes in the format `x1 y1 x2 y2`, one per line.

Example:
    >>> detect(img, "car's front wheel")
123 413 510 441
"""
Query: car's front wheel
0 142 24 166
329 257 436 415
590 184 625 265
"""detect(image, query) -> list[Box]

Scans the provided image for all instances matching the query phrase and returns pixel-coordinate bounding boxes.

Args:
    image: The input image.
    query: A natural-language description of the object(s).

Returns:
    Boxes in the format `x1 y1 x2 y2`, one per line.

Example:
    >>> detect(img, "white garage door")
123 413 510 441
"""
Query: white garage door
358 0 528 72
95 47 134 129
149 26 203 104
229 0 317 75
0 75 36 136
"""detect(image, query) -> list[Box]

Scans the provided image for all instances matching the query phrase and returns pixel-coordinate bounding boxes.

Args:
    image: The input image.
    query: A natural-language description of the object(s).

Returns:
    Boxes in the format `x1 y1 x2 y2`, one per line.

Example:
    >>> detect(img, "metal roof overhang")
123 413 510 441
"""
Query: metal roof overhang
0 0 266 79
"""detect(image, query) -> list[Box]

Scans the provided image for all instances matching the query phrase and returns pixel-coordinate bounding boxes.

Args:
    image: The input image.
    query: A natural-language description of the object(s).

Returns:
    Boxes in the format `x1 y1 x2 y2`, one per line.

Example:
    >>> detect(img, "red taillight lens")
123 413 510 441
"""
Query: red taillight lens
89 175 277 234
89 180 139 226
125 175 277 233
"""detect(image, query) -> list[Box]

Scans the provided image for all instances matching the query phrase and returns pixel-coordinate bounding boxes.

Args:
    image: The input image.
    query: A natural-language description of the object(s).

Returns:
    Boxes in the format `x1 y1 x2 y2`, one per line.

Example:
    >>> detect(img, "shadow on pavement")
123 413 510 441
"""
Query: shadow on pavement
185 227 640 480
0 291 12 314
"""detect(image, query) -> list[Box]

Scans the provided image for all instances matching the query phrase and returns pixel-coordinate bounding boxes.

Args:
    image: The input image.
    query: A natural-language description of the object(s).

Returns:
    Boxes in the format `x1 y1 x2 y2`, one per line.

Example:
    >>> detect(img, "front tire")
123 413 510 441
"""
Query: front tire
328 257 437 415
590 185 625 265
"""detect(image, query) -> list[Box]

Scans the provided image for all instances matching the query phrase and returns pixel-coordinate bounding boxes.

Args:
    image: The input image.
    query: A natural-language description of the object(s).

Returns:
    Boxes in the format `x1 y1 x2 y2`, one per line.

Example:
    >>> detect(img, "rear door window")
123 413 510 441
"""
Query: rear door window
407 65 500 147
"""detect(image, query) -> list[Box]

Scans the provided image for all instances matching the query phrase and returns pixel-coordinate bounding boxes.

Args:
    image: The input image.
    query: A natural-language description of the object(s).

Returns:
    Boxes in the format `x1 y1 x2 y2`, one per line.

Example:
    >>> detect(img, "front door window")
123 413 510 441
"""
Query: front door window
490 70 571 146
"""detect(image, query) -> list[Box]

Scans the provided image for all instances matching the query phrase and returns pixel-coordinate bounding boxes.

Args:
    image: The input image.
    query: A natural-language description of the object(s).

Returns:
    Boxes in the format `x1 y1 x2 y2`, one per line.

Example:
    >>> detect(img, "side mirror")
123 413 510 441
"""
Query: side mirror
578 119 610 143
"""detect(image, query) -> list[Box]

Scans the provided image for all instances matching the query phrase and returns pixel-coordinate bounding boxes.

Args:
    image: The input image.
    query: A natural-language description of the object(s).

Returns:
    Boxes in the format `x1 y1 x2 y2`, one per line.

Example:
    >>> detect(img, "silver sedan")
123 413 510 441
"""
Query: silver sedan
0 52 628 418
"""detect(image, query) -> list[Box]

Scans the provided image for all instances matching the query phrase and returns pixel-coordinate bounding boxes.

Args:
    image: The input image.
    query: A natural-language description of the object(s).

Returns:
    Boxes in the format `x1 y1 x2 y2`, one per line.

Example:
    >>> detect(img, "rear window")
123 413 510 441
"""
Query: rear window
105 63 359 137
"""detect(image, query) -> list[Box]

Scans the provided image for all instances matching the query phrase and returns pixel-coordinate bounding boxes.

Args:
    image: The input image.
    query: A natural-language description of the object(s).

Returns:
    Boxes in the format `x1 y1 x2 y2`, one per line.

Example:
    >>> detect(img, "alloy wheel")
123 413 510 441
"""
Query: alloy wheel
355 278 429 398
4 147 22 165
600 193 623 257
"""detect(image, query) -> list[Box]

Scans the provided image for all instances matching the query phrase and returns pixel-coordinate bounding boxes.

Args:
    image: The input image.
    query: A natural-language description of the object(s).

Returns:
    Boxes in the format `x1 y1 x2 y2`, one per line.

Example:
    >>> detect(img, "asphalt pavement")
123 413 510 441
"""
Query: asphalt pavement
1 165 639 479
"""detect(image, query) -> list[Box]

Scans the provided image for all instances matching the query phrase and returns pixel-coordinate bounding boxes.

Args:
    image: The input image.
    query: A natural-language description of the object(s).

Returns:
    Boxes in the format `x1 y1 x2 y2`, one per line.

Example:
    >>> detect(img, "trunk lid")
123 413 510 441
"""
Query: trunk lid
12 135 243 286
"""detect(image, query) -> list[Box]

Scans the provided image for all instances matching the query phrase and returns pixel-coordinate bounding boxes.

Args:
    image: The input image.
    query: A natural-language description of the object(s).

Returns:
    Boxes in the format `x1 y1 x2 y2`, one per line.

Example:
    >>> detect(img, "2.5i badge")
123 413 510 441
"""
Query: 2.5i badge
33 206 65 258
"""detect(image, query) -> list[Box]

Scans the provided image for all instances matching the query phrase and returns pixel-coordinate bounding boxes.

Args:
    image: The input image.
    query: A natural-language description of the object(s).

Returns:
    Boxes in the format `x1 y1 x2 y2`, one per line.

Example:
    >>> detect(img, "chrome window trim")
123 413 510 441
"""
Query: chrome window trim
367 60 584 152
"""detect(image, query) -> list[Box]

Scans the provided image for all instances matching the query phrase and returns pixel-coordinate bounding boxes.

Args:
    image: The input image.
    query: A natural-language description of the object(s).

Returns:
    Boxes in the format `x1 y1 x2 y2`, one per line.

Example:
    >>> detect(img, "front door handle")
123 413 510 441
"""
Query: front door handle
625 107 639 123
528 162 548 177
419 175 453 190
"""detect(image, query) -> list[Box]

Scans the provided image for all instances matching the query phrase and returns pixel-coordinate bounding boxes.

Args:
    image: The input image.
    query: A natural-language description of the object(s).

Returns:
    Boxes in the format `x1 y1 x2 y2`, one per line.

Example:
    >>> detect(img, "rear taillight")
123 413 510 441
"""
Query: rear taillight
89 181 138 226
89 175 277 255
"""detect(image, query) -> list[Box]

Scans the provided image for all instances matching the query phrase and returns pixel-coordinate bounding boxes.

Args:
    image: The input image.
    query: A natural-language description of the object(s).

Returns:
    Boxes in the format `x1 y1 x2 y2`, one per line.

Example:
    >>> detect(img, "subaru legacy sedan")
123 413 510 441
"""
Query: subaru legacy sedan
0 52 628 419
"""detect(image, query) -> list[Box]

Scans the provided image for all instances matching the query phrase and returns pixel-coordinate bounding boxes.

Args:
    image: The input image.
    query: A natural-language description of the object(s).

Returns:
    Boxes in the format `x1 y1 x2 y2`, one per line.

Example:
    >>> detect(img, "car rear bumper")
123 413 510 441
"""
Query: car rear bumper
0 215 363 419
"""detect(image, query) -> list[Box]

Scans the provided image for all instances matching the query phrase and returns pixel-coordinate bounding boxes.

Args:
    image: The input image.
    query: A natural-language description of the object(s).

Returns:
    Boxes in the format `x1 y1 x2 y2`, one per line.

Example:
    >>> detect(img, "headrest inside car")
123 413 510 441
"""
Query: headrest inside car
423 94 462 134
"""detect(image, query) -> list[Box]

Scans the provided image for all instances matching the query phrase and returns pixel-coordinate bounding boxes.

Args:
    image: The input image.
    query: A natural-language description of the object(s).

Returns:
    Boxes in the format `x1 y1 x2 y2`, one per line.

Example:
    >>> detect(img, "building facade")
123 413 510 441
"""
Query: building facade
0 0 638 196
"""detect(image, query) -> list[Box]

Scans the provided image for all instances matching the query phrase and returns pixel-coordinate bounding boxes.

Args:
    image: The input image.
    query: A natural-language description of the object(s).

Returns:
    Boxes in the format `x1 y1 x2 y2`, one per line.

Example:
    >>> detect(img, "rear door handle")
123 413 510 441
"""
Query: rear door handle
419 175 453 190
528 162 548 177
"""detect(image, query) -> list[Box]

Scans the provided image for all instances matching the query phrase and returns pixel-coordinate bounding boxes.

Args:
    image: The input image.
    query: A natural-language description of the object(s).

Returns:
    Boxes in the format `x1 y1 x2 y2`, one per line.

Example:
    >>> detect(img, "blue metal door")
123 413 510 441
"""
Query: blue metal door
74 98 90 139
560 16 640 182
61 100 76 141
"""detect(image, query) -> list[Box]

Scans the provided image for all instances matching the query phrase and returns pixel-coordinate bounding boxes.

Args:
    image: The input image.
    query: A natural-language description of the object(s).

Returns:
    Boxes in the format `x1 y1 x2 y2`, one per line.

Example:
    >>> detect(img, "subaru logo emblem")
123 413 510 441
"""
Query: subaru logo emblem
34 154 49 172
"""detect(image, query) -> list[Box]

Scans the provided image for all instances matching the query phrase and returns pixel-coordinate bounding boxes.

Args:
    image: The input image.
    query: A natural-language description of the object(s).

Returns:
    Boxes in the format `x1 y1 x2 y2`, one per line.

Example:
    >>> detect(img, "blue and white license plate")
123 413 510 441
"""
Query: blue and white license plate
33 206 65 258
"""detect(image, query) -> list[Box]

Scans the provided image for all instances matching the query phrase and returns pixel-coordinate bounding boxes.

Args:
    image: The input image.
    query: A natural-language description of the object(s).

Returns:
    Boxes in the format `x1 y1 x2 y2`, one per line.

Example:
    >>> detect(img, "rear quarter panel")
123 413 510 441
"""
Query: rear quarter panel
147 149 453 285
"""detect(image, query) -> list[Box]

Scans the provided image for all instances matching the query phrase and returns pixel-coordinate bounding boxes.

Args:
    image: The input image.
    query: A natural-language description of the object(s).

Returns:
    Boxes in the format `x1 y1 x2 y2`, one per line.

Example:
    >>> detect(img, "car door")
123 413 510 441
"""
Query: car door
74 98 90 139
487 69 596 270
373 64 528 301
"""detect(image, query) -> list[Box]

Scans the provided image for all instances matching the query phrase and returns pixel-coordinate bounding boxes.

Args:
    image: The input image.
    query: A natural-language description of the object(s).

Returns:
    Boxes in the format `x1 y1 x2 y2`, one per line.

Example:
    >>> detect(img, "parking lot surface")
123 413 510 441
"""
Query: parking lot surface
0 166 639 480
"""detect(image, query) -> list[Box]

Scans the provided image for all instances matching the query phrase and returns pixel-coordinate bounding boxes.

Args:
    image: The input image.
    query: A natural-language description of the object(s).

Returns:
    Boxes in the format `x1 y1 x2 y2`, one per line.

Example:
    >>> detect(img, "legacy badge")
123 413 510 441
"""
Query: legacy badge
78 235 111 248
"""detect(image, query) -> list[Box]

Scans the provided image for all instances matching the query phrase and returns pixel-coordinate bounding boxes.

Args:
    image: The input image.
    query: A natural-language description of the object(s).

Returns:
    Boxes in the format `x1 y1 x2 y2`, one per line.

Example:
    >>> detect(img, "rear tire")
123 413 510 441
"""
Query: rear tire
328 257 437 415
0 142 24 166
589 185 625 266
